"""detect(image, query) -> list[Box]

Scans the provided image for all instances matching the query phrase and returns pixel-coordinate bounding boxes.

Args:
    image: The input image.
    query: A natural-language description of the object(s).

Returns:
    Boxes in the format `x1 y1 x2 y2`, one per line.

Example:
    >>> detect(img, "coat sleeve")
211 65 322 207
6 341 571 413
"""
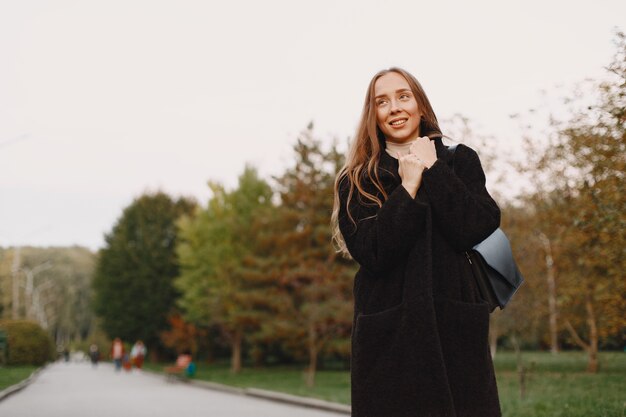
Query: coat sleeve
338 176 429 274
421 145 501 252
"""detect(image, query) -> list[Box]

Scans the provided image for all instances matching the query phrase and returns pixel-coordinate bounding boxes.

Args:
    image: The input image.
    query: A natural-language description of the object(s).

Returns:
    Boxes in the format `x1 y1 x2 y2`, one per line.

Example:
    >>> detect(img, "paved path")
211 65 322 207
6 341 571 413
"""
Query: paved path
0 362 347 417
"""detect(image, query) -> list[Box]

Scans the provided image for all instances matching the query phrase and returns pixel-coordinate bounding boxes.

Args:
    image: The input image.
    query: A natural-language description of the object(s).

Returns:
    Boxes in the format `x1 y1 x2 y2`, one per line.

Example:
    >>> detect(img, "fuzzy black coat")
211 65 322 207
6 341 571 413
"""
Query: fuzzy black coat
338 139 502 417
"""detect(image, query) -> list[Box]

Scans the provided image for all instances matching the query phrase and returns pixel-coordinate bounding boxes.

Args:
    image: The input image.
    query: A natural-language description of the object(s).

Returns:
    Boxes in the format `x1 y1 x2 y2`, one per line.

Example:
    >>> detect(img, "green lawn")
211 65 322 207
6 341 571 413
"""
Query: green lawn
147 351 626 416
494 351 625 417
0 366 38 390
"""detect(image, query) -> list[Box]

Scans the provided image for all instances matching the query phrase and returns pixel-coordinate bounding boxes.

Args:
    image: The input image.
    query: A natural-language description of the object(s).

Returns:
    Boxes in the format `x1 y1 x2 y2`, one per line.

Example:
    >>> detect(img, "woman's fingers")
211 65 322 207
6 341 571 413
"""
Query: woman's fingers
398 153 424 197
399 153 425 168
398 154 425 180
409 137 437 168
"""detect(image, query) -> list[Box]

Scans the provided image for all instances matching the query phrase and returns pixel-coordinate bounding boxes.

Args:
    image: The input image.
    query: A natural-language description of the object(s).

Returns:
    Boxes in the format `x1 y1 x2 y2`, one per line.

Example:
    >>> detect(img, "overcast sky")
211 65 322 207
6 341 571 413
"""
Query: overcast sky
1 0 624 250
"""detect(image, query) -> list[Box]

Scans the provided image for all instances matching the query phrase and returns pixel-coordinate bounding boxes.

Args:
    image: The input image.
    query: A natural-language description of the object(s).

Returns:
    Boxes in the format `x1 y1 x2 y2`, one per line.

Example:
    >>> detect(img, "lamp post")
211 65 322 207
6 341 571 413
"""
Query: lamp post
32 280 55 329
21 261 53 320
11 247 21 319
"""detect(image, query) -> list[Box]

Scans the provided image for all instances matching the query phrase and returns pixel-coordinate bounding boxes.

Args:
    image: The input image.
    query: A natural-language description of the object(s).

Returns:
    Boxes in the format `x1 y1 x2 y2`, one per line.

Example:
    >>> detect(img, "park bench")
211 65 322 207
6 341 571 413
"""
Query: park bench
164 354 194 382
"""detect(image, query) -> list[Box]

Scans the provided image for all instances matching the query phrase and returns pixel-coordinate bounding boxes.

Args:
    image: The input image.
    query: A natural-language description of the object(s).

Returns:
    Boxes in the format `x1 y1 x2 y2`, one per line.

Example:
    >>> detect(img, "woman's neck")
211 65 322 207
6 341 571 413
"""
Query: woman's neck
385 137 418 159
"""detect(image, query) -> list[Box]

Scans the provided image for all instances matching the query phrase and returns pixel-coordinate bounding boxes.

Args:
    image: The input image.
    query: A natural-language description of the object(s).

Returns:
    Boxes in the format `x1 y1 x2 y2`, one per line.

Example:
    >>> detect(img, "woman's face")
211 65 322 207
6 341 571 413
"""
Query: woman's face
374 72 421 144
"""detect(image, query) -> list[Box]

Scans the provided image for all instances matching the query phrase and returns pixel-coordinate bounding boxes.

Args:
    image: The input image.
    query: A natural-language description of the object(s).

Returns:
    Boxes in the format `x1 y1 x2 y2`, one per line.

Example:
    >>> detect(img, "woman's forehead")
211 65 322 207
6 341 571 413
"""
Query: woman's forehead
374 72 411 96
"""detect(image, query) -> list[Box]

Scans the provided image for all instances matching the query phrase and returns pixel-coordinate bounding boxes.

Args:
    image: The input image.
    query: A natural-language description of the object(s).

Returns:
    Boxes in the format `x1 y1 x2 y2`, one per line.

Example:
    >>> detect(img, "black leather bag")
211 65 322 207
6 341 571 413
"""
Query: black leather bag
466 228 524 312
448 145 524 312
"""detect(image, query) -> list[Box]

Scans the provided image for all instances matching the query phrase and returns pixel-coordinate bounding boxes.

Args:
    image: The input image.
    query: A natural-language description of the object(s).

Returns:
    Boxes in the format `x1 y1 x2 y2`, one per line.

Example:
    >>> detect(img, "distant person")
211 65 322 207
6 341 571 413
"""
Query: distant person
63 347 70 363
56 344 64 360
130 340 147 369
89 343 100 367
332 68 501 416
111 337 124 372
164 351 195 380
122 352 132 371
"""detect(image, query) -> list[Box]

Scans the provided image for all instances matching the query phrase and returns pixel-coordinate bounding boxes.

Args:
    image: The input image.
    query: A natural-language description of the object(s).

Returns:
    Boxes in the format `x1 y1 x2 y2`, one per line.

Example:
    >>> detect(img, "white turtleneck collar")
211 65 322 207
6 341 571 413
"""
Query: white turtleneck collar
384 138 418 159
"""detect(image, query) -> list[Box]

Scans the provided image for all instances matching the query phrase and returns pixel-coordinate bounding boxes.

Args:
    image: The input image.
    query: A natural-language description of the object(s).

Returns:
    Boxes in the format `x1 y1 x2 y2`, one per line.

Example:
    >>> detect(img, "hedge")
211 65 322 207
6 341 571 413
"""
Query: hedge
0 320 54 366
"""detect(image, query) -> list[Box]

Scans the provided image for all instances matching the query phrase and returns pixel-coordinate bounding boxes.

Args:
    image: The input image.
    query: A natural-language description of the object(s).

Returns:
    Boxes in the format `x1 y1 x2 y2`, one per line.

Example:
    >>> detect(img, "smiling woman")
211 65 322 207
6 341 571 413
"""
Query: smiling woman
331 68 502 417
374 73 422 145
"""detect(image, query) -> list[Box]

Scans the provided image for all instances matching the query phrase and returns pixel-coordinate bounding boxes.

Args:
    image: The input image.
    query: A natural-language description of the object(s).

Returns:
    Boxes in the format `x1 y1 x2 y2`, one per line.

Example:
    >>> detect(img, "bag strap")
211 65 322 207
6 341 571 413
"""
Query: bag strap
447 144 459 169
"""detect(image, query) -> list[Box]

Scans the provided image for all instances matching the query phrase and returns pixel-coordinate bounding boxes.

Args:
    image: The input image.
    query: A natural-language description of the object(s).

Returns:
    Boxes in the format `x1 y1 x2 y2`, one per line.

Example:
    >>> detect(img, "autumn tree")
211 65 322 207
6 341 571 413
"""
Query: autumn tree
264 124 354 386
519 31 626 371
160 314 206 356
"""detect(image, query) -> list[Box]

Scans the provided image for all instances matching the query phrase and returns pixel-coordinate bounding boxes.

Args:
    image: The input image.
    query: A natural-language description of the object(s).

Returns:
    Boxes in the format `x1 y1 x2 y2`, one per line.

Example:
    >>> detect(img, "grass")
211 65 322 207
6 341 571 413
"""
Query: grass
0 365 38 390
144 362 351 404
148 351 626 416
494 351 625 417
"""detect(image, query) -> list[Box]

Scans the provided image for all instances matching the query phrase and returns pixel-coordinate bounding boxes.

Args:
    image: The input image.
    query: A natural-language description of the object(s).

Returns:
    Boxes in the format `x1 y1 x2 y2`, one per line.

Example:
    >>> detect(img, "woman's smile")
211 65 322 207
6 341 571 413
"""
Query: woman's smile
374 72 421 143
389 117 409 127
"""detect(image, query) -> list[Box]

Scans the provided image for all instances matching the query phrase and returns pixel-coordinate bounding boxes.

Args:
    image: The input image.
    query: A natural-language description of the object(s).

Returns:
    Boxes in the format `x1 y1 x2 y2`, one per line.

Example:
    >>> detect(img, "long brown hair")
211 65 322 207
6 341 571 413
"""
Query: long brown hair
331 67 442 257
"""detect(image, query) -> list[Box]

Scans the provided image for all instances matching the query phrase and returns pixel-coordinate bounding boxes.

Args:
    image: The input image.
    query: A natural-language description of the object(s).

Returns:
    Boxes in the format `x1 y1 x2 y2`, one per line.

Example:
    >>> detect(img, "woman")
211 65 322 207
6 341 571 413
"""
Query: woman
332 68 502 417
130 340 147 369
111 337 124 372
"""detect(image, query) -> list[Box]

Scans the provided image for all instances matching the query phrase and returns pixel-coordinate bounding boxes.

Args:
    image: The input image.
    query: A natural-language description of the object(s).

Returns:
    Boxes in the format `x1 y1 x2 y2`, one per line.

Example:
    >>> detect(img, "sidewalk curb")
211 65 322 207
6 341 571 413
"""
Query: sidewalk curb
0 366 45 402
188 379 246 396
245 388 351 415
144 368 351 415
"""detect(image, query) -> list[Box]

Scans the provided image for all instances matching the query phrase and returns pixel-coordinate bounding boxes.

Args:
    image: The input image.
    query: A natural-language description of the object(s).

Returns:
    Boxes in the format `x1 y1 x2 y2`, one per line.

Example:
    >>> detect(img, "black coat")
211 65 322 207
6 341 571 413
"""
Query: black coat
338 139 502 417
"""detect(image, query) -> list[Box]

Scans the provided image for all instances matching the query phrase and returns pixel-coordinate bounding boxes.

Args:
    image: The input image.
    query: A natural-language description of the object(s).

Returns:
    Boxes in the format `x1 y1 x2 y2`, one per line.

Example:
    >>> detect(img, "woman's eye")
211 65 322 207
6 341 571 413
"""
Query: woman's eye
400 94 410 99
377 100 388 106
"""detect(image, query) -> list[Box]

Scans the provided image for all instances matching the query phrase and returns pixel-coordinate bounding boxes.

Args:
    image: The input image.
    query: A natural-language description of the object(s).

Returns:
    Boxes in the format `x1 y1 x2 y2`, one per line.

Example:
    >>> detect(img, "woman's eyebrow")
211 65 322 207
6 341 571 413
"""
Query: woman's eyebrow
375 88 412 99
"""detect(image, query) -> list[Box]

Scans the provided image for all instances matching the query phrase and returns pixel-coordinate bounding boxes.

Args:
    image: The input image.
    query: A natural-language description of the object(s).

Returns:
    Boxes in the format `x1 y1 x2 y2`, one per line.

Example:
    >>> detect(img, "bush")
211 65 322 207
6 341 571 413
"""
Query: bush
0 320 54 366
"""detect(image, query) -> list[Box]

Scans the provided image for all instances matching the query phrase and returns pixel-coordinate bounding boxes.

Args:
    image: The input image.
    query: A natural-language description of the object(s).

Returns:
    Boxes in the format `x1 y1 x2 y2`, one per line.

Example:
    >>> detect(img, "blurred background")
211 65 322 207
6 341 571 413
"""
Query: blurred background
0 1 624 416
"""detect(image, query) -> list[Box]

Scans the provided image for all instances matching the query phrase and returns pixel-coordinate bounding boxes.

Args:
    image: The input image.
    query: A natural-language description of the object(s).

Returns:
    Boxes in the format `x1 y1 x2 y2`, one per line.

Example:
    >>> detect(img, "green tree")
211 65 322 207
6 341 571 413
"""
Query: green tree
175 166 273 372
93 192 196 356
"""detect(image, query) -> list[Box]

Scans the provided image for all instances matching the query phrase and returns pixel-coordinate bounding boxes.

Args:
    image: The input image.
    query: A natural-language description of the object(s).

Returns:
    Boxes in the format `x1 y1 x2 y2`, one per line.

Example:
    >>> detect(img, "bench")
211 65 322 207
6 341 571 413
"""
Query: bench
164 354 193 382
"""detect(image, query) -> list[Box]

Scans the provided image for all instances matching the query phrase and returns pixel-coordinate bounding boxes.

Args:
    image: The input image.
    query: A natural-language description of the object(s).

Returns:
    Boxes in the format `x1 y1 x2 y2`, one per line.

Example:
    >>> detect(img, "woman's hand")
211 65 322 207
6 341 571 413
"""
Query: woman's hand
398 152 426 198
409 136 437 168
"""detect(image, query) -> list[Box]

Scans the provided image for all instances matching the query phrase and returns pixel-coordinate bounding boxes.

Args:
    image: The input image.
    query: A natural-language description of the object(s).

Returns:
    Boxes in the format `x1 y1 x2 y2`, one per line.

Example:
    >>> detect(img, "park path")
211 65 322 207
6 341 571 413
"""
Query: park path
0 362 347 417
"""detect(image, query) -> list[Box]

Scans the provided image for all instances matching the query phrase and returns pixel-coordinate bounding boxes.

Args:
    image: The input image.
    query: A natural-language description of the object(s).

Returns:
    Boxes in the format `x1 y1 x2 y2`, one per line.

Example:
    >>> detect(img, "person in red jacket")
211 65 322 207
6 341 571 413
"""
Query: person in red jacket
110 337 124 372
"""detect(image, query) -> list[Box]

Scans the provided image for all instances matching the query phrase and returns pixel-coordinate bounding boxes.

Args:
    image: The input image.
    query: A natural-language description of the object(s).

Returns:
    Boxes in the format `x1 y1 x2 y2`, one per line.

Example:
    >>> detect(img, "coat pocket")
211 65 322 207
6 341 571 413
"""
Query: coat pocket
435 298 501 416
352 302 406 386
352 302 422 417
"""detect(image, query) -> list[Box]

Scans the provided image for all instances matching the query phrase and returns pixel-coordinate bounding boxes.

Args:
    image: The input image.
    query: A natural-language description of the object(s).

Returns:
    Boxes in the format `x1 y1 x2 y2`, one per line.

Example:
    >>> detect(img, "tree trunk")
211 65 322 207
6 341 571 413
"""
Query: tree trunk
305 322 317 388
230 329 242 374
585 293 599 373
510 334 527 400
11 247 21 319
563 293 599 374
539 233 559 354
489 316 498 359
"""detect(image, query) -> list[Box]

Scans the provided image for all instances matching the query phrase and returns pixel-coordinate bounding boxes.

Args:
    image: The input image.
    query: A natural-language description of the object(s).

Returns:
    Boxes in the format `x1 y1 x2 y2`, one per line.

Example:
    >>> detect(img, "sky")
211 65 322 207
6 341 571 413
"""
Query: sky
1 0 624 251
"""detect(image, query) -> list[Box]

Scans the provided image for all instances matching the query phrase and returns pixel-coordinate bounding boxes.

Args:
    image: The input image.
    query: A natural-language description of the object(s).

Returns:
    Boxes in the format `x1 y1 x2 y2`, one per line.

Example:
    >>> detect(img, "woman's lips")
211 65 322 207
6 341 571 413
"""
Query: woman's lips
389 118 408 128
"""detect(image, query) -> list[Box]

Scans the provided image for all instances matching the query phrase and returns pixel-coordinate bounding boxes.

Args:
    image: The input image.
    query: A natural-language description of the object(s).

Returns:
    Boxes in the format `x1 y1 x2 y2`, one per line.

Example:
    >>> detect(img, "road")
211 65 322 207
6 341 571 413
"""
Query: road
0 362 348 417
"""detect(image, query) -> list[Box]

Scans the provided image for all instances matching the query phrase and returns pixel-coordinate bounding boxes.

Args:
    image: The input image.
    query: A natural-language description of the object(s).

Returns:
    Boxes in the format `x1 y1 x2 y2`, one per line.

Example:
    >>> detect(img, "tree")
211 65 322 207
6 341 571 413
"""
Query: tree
0 246 96 346
160 314 206 356
175 166 273 372
265 124 354 386
519 31 626 371
93 192 196 356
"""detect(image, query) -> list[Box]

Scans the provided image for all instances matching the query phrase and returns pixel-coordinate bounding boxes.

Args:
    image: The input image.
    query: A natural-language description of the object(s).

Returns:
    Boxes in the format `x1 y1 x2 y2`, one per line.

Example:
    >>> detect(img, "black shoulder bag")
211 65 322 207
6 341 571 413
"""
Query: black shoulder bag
448 145 524 312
